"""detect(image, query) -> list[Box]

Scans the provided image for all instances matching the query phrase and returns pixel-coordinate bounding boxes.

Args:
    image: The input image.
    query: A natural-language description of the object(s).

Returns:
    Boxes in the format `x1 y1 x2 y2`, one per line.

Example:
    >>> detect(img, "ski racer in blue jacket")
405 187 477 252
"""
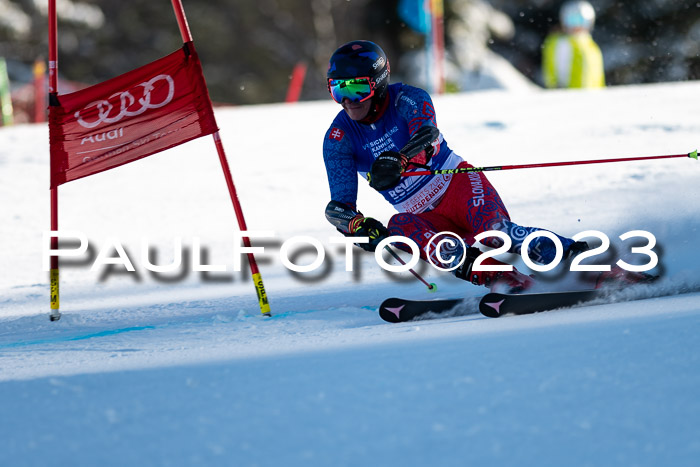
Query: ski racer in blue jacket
322 40 590 292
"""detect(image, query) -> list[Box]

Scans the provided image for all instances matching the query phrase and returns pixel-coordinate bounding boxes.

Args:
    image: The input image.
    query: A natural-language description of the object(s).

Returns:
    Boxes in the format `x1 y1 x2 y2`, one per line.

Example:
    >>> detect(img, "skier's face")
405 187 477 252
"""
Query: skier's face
341 98 372 121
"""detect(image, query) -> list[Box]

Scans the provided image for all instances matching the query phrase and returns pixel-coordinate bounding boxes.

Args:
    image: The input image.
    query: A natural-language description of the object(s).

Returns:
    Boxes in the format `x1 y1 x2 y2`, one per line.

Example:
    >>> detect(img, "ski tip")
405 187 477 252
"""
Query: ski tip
379 298 405 323
479 296 506 318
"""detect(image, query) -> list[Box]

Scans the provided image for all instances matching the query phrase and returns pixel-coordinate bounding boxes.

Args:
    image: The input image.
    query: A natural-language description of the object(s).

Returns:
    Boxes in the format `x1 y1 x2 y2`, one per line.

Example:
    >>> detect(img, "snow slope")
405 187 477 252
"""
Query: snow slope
1 81 699 466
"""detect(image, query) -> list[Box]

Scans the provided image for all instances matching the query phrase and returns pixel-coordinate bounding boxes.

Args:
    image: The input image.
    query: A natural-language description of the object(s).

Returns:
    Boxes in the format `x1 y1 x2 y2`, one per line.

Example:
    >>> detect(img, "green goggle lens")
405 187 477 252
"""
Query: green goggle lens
328 78 374 103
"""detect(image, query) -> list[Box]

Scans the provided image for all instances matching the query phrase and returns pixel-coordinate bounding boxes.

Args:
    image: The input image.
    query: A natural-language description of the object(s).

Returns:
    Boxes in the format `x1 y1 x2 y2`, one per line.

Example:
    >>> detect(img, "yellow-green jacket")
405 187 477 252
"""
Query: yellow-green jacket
542 31 605 88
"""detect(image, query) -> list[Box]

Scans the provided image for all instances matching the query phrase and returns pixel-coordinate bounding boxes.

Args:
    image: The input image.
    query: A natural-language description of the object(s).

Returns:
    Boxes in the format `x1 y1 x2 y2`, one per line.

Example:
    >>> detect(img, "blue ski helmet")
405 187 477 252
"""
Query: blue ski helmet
327 40 390 104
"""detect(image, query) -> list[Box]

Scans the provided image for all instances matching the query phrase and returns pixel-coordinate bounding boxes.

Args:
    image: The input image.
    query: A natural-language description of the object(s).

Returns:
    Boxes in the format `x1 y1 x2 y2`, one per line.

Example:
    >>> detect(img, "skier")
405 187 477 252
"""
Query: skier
542 0 605 89
322 40 593 293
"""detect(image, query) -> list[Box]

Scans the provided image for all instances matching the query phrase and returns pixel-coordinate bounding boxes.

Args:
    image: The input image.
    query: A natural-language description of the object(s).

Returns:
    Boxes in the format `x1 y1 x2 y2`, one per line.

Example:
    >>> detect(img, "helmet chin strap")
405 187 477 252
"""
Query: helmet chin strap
359 92 389 125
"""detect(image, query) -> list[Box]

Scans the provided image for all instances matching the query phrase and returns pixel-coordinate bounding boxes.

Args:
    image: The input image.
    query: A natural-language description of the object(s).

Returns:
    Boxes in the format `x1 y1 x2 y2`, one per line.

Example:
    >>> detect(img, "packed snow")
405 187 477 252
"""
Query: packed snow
1 80 699 466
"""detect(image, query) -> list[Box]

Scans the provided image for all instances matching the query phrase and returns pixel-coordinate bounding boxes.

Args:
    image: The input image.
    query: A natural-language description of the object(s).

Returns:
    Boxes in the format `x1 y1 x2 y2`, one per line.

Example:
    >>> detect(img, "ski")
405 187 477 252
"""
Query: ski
479 290 602 318
379 297 464 323
379 289 603 323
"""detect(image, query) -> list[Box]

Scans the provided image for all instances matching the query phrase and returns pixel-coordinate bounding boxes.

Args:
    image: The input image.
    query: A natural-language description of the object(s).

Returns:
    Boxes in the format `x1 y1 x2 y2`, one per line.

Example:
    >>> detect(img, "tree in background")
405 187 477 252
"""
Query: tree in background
0 0 698 106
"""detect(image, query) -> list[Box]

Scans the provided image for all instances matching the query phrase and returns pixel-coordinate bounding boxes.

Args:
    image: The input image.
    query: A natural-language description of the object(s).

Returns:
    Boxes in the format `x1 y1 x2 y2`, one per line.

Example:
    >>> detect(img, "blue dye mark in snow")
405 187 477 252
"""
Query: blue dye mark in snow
264 306 375 320
0 326 156 349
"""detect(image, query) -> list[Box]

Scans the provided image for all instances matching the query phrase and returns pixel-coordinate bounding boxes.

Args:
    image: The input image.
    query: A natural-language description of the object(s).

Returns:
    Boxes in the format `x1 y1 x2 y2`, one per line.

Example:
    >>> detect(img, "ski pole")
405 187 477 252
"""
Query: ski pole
402 149 698 177
384 246 438 293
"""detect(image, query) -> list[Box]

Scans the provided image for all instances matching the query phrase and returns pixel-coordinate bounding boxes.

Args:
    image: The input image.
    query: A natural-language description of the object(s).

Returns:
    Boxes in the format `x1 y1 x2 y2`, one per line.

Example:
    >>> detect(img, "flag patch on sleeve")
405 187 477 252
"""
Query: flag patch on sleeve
329 127 345 141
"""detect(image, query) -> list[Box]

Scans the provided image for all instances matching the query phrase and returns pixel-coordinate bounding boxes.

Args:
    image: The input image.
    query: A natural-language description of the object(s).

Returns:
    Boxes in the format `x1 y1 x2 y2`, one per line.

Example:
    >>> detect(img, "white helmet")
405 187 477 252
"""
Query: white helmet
560 1 596 31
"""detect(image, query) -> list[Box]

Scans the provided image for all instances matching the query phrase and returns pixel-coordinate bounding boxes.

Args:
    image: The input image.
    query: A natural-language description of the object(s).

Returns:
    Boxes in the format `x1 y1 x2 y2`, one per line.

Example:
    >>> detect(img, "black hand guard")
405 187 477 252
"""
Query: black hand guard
324 200 389 252
400 125 440 160
368 151 407 191
325 200 361 234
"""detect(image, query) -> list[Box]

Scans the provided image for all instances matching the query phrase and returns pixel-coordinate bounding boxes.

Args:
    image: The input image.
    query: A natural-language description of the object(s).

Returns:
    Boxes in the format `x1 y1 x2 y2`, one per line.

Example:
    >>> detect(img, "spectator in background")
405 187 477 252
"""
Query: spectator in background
542 1 605 89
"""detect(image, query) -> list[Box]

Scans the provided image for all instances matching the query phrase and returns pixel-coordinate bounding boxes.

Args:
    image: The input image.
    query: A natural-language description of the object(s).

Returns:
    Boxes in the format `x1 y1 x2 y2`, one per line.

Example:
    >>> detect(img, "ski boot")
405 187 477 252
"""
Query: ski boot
454 247 534 294
565 241 590 259
595 265 658 289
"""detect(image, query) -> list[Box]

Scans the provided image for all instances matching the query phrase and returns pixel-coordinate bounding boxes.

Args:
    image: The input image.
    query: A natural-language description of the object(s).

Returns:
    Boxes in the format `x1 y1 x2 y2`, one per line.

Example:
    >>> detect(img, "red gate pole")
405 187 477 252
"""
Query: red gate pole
285 62 307 103
48 0 60 321
170 0 271 316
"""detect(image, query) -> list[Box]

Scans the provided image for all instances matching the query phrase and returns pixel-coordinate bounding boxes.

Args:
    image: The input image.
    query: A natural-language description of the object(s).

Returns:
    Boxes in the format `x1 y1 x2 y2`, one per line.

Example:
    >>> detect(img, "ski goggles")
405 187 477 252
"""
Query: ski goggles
327 77 374 104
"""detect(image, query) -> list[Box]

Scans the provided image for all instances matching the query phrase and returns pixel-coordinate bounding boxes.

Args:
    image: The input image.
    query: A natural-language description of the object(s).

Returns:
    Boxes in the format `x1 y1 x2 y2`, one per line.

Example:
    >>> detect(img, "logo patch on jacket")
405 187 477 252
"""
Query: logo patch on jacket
329 127 345 141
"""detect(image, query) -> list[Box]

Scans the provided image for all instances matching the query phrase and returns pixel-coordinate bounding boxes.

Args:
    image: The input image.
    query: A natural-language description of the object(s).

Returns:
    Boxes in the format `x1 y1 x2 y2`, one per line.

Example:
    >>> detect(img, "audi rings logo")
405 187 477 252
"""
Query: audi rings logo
74 74 175 129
